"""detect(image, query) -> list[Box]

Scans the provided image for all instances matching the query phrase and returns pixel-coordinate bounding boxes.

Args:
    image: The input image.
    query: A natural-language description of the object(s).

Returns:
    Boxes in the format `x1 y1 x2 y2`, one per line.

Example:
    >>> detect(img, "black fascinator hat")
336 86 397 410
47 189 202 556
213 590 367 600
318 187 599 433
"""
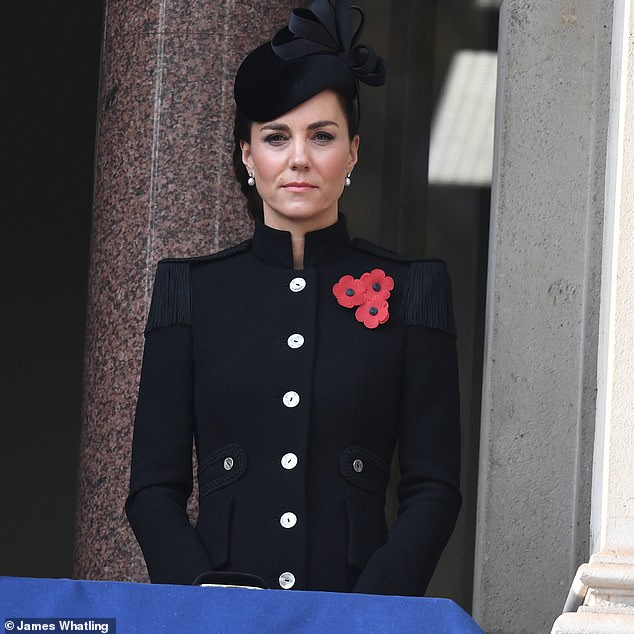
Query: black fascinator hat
234 0 387 123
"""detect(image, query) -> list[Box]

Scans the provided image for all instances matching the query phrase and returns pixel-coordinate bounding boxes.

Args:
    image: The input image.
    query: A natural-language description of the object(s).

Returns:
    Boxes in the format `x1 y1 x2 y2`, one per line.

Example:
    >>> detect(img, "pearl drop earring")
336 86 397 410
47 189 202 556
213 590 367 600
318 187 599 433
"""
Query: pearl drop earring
345 173 352 187
247 172 255 187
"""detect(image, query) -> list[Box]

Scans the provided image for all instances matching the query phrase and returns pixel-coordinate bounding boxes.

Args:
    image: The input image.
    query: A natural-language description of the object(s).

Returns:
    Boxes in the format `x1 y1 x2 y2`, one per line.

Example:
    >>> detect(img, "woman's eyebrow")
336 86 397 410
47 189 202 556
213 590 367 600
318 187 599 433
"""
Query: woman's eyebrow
307 120 339 130
259 122 289 132
259 120 339 132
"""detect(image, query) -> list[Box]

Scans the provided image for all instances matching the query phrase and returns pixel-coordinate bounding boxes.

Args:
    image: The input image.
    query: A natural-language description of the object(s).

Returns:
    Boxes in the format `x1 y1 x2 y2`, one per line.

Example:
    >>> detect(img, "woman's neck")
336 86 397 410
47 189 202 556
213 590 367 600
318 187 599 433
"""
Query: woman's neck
291 235 305 270
262 209 339 270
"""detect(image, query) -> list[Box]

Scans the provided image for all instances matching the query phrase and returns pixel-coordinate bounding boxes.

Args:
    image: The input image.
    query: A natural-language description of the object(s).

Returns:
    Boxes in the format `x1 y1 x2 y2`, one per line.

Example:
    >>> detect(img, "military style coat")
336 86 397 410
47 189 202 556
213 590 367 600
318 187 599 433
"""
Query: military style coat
125 215 461 596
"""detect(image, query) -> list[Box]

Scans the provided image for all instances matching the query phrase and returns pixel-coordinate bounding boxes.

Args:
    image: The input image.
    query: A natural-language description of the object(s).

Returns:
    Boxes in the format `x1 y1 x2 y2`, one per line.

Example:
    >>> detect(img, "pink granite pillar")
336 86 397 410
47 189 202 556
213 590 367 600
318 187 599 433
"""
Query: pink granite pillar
74 0 299 582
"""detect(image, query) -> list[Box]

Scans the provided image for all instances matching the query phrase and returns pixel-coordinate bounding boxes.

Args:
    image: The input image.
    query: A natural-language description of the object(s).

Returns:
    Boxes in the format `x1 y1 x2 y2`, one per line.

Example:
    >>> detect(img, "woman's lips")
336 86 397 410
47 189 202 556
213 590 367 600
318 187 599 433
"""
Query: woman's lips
282 182 317 191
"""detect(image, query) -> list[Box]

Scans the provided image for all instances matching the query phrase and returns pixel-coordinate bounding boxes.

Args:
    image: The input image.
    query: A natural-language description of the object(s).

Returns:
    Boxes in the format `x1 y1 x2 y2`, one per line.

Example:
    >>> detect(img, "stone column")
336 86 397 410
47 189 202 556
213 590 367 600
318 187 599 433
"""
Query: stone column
552 0 634 630
473 1 613 631
74 0 297 582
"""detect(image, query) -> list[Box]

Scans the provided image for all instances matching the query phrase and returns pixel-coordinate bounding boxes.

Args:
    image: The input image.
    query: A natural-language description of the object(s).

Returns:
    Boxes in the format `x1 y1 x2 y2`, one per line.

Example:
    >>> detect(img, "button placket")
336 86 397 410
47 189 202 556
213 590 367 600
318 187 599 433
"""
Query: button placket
272 273 311 593
284 275 307 408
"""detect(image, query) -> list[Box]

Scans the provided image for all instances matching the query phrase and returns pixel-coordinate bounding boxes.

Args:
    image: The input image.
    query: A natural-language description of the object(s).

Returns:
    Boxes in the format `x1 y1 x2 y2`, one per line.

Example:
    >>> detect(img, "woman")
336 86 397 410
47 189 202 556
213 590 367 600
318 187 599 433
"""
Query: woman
125 0 461 596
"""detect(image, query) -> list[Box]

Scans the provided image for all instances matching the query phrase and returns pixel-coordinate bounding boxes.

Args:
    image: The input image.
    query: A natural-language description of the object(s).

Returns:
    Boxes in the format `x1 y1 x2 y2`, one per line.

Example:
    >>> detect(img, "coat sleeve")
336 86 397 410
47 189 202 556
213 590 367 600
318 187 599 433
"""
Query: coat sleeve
125 261 213 584
353 261 462 596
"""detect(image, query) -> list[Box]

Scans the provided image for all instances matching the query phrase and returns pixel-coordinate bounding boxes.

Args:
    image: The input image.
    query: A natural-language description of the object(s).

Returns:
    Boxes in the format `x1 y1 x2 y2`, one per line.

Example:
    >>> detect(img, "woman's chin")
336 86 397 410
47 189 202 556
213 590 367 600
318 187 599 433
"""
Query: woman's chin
263 207 338 230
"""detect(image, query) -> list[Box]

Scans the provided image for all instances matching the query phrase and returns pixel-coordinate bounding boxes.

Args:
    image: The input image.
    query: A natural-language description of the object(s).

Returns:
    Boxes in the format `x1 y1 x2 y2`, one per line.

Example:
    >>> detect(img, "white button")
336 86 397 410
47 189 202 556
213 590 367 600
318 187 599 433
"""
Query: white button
282 391 300 408
289 277 306 292
279 572 296 589
280 512 297 528
353 459 364 473
287 334 305 349
281 453 298 469
223 457 234 471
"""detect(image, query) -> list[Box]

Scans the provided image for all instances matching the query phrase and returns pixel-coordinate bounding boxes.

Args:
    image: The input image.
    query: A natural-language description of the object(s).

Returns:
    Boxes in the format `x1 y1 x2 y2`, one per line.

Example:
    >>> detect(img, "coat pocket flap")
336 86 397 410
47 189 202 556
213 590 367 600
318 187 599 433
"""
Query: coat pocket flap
339 445 390 500
198 443 247 498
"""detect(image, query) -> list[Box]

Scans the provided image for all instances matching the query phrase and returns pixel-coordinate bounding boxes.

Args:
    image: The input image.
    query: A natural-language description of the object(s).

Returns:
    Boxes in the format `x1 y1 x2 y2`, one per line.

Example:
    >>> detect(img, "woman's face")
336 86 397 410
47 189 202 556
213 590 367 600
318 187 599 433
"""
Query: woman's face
241 90 359 234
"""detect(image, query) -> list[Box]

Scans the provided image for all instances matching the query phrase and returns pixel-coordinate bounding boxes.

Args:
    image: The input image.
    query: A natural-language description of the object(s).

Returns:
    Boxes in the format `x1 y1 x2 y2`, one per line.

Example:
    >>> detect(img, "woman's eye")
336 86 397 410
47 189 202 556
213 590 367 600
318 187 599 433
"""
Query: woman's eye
264 133 288 145
313 131 335 142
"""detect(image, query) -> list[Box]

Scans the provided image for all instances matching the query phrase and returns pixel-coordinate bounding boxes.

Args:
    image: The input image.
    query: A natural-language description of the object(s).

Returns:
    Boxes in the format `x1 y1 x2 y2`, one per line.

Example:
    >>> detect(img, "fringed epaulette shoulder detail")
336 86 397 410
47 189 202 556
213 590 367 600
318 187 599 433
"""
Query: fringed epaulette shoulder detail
145 261 192 335
397 260 457 335
352 238 454 332
144 241 251 334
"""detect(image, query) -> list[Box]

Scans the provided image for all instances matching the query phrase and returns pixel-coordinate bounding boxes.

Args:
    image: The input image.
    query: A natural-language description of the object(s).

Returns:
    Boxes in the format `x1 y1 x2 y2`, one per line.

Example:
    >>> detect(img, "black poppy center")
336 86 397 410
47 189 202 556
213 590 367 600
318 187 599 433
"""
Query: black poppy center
345 288 355 297
372 282 381 292
369 306 379 316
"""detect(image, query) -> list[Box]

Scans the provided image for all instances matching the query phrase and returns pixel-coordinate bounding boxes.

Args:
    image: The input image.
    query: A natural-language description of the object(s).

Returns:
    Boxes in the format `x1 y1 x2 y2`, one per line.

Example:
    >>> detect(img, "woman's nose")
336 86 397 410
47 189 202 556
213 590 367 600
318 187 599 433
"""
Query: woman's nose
290 141 310 170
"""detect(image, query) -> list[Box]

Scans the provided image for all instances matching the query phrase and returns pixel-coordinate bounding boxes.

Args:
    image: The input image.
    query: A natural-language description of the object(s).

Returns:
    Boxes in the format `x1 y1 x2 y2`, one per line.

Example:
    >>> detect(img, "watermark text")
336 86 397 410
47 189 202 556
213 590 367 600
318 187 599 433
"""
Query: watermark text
5 619 115 633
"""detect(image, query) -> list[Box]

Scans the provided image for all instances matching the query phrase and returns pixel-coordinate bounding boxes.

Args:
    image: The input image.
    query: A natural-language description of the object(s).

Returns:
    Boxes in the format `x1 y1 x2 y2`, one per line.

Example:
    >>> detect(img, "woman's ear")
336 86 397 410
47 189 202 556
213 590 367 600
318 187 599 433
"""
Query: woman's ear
347 135 360 173
240 140 252 173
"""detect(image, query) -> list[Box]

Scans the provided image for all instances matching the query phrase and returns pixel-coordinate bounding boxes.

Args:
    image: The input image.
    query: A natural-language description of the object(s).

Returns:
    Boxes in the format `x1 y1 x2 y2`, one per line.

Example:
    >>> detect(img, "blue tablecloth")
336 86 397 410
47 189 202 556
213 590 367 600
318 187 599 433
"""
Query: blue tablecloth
1 576 483 633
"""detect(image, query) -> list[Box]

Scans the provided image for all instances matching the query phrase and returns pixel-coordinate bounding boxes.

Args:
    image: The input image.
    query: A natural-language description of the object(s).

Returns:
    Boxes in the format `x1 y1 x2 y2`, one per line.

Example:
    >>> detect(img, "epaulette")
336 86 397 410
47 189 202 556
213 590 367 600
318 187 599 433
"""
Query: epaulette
145 239 251 334
353 239 456 335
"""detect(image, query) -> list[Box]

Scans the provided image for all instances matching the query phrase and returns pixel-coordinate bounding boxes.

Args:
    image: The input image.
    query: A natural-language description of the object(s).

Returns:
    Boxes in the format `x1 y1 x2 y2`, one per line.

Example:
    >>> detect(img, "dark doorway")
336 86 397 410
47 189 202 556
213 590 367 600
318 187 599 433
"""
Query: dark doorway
344 0 499 611
1 1 104 578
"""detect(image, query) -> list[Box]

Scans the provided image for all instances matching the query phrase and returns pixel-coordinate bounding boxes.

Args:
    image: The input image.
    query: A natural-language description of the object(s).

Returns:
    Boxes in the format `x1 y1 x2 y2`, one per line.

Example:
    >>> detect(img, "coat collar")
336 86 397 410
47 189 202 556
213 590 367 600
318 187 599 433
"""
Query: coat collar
251 213 354 269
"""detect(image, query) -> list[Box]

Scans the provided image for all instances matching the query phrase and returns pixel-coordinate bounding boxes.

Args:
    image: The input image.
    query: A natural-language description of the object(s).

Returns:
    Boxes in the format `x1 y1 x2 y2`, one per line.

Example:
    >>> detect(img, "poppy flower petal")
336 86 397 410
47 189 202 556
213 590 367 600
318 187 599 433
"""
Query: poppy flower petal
361 268 393 299
333 275 366 308
335 270 393 327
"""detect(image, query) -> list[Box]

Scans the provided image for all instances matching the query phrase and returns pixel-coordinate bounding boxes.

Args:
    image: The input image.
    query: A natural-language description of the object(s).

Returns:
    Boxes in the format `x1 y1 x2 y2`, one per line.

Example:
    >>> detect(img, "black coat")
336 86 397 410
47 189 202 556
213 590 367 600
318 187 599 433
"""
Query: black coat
125 215 461 596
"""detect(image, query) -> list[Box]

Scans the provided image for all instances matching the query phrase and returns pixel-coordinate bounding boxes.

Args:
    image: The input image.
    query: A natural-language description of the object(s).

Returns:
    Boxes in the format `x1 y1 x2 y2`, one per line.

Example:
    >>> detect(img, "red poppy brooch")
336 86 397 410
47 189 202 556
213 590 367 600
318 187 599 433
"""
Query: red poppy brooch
332 268 394 329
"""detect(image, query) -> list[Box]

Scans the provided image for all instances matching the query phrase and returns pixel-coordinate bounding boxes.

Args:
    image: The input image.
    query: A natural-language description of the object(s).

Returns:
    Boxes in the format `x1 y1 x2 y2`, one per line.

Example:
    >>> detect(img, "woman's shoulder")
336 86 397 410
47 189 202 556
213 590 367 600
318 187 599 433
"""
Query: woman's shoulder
352 239 456 335
157 238 253 268
144 239 252 334
352 237 446 267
